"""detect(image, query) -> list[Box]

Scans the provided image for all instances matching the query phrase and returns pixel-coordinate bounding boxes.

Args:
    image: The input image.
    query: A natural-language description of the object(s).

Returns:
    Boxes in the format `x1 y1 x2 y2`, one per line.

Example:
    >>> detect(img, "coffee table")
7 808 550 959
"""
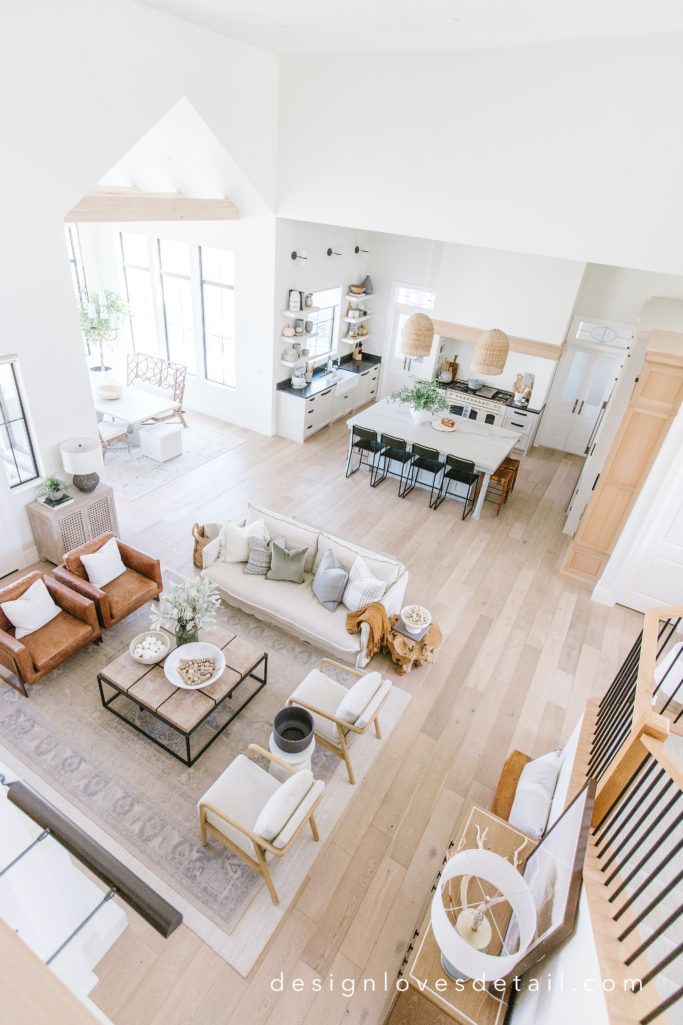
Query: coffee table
97 624 268 766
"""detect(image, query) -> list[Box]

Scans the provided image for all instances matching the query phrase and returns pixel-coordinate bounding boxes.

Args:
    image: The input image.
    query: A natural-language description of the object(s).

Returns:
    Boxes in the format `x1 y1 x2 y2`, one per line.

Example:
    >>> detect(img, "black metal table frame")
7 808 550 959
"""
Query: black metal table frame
97 653 268 766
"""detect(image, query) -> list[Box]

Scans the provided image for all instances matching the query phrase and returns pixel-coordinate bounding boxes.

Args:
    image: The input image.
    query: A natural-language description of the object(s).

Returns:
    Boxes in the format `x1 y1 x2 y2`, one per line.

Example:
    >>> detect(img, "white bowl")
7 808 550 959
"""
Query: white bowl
400 605 432 635
163 642 226 690
96 384 124 401
129 630 170 665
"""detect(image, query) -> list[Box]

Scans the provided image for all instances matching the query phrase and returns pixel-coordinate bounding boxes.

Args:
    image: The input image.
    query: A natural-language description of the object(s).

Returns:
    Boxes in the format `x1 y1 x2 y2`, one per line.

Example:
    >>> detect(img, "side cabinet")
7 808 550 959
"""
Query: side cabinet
501 406 540 454
276 365 381 443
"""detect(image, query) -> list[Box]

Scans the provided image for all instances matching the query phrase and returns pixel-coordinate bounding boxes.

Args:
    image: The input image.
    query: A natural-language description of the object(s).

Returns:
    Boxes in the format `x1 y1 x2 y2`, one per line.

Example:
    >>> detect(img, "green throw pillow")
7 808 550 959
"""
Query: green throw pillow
267 540 308 584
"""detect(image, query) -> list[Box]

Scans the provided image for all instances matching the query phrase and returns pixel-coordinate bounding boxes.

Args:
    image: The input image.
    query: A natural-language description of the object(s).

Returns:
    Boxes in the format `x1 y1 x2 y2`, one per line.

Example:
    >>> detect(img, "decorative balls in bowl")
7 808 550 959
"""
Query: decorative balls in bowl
129 630 170 665
400 605 432 635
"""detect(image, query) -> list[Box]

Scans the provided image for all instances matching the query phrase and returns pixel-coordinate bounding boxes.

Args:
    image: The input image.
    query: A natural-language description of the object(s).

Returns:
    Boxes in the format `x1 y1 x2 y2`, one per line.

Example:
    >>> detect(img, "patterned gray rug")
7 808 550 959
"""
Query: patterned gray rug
0 598 410 972
100 420 244 500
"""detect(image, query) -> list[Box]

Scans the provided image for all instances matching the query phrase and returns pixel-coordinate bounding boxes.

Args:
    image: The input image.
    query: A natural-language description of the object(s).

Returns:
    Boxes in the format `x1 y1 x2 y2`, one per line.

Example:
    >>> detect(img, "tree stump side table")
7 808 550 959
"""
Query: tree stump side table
385 615 443 675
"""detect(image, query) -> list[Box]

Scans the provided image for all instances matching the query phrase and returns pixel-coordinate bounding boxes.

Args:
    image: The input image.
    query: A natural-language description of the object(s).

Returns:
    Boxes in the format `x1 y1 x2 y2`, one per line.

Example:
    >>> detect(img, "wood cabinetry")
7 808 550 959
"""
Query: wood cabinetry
562 330 683 585
26 484 120 564
277 364 380 443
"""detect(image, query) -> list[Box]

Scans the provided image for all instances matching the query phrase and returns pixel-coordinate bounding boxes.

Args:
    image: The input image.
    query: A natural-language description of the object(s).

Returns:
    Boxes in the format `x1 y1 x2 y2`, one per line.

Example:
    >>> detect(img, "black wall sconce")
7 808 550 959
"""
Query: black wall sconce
290 250 308 262
326 247 342 257
354 245 369 255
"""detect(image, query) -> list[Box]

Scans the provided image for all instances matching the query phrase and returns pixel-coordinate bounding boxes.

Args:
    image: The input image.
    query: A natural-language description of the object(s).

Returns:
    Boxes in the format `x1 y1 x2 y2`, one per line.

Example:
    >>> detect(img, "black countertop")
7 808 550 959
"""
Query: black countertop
277 353 381 399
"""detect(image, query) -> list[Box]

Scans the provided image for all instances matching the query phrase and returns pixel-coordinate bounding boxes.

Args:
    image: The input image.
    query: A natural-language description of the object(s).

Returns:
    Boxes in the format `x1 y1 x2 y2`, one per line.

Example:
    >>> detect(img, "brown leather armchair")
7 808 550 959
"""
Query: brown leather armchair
52 532 162 629
0 571 101 696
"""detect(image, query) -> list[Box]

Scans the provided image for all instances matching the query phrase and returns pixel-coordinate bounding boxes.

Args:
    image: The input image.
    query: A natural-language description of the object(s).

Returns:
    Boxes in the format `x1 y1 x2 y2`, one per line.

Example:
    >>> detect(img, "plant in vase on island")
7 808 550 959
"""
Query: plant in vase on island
388 380 449 423
150 577 221 646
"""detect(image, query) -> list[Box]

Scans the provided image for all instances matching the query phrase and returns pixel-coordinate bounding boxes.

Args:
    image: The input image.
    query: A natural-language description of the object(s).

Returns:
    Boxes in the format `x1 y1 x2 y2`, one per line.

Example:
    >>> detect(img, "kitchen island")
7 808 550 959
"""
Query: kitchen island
346 398 518 519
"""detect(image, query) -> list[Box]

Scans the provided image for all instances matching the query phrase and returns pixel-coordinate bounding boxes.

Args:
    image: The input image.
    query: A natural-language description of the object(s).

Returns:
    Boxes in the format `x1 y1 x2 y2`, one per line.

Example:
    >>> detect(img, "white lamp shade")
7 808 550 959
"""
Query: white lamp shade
60 437 103 475
431 848 537 982
471 329 510 376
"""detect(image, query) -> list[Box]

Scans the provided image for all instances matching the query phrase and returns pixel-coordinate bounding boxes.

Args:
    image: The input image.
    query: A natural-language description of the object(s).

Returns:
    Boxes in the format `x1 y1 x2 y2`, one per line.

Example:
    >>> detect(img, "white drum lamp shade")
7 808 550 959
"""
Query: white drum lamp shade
471 329 510 376
430 848 537 983
400 313 434 358
60 437 103 493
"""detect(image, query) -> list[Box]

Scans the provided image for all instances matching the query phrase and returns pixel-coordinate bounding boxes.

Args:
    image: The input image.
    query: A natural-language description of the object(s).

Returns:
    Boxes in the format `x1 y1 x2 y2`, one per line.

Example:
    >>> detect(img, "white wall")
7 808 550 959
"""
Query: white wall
575 264 683 325
0 0 278 560
278 35 683 276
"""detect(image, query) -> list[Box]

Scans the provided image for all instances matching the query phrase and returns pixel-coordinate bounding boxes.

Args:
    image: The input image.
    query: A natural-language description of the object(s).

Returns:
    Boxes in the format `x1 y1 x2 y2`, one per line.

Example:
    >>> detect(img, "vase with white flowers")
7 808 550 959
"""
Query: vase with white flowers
387 380 450 424
150 577 221 647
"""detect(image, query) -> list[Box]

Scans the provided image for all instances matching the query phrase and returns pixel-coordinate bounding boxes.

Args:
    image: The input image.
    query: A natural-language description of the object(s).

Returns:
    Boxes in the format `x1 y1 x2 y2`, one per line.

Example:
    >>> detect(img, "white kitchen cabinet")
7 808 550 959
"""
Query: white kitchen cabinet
501 405 540 454
277 364 380 443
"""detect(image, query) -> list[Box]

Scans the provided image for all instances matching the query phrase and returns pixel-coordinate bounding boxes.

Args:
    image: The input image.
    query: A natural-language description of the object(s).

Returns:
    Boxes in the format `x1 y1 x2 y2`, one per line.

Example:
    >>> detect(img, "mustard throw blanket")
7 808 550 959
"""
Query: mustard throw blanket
346 602 391 660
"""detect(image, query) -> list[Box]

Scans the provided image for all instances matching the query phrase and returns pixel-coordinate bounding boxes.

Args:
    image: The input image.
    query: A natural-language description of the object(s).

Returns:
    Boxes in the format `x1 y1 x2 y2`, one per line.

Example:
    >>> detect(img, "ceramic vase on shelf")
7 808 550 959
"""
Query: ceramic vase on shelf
410 407 432 424
175 622 199 647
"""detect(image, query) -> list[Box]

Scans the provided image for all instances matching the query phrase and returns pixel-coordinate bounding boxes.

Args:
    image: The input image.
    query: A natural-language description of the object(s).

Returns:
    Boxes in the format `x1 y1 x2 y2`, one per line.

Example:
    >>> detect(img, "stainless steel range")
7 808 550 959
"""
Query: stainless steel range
444 380 515 426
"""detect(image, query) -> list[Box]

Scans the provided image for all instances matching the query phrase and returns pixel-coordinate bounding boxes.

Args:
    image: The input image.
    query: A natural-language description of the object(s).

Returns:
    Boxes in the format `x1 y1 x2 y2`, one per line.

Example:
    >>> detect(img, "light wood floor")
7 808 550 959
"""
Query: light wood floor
86 412 640 1025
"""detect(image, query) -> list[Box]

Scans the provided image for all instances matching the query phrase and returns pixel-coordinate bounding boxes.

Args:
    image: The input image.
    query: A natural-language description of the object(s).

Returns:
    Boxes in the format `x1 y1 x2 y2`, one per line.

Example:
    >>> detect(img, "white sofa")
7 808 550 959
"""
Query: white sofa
201 503 409 667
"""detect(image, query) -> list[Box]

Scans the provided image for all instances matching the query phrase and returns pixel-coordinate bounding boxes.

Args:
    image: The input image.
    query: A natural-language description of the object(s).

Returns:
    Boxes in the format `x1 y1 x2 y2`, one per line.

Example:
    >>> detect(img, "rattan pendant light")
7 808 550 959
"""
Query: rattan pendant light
400 313 435 358
471 328 510 375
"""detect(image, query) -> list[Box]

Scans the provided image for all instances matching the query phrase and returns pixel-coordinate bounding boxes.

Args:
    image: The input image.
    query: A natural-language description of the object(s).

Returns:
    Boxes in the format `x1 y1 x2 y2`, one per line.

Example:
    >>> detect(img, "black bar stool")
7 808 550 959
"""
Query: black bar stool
433 456 481 519
371 433 412 491
346 425 382 478
402 443 445 506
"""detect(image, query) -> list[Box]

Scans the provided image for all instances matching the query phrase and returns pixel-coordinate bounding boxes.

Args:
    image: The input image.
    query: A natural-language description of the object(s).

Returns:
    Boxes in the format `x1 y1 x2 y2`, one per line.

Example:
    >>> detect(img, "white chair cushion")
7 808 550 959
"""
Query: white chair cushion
80 536 127 589
1 579 61 640
342 556 386 612
272 779 325 850
508 750 562 839
221 519 269 563
356 679 393 729
336 671 383 725
199 754 279 856
247 504 319 573
289 669 349 744
314 532 401 586
253 769 314 842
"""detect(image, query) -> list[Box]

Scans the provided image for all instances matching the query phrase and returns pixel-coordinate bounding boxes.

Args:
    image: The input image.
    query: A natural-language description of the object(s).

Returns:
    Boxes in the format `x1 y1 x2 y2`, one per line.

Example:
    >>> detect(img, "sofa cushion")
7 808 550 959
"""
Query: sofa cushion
289 669 349 744
253 769 314 842
314 532 401 587
342 556 386 612
80 536 126 589
203 561 361 660
336 670 383 725
272 779 325 850
102 569 158 620
22 611 92 671
267 540 307 584
247 505 319 573
244 536 272 576
199 754 279 857
312 548 349 612
221 519 269 563
1 578 61 640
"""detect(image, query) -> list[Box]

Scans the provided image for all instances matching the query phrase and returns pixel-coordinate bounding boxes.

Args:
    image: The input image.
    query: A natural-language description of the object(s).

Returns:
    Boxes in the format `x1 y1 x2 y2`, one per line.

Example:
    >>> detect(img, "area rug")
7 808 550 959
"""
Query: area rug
100 421 244 500
0 599 410 975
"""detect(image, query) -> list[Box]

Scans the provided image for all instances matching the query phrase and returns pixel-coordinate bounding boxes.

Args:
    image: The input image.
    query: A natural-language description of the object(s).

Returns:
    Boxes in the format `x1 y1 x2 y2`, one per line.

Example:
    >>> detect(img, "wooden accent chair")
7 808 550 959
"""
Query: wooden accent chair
501 456 521 493
0 572 101 696
287 658 392 784
52 533 162 629
127 352 187 427
485 464 515 515
198 744 325 906
490 749 532 820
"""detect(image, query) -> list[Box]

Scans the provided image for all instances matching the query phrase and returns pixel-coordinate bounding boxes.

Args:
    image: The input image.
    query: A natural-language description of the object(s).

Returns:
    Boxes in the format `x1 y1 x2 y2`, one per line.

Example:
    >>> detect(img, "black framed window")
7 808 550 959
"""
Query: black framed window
158 239 197 374
0 361 39 488
64 224 88 301
200 246 235 386
120 233 160 356
308 286 341 359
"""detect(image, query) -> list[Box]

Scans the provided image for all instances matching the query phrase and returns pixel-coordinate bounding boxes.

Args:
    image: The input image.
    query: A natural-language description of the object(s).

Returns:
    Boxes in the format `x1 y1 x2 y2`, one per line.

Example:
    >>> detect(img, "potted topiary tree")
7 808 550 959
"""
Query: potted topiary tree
79 291 129 376
387 379 450 424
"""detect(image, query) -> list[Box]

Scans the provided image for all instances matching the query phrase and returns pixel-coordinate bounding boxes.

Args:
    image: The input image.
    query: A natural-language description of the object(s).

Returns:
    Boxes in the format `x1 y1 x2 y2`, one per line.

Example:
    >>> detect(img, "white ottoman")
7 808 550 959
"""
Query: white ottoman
268 732 316 782
140 423 183 462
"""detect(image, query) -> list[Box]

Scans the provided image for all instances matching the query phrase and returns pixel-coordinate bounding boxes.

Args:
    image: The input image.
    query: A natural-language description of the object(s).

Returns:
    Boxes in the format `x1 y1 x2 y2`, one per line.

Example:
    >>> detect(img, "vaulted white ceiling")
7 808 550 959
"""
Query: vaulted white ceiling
140 0 683 55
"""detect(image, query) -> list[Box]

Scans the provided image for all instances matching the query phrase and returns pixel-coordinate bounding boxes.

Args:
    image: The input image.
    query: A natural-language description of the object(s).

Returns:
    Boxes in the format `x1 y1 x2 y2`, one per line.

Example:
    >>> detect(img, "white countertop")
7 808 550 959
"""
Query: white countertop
346 398 518 473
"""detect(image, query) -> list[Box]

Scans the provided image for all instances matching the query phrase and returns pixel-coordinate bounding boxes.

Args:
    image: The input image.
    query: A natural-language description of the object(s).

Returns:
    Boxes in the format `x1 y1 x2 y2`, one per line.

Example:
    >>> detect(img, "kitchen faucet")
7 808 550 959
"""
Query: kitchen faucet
326 351 339 374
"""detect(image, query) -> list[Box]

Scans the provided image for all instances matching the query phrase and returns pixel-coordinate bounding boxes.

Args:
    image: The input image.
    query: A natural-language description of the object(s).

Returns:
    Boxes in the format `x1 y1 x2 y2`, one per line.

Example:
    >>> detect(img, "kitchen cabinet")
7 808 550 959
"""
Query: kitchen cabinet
501 405 540 455
276 364 380 443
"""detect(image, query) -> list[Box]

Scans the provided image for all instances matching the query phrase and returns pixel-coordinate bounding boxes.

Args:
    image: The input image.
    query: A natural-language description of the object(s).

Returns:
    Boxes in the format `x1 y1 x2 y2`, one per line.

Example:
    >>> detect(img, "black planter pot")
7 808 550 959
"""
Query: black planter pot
273 706 314 754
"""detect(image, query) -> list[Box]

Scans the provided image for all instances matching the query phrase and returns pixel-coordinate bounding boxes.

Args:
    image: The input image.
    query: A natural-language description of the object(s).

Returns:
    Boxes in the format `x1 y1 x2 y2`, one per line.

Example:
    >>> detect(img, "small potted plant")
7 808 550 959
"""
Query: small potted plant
387 380 450 424
79 290 129 376
150 577 221 647
40 476 68 506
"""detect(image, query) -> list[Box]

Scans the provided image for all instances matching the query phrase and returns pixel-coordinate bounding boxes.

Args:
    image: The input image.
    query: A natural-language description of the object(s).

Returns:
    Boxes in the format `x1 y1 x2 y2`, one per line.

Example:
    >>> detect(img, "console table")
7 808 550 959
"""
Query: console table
391 806 535 1025
26 484 119 564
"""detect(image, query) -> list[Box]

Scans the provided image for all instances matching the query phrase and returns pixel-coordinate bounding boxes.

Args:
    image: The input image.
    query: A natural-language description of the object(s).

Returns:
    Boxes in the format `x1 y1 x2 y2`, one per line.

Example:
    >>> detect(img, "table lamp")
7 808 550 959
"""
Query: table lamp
430 848 537 983
59 437 102 493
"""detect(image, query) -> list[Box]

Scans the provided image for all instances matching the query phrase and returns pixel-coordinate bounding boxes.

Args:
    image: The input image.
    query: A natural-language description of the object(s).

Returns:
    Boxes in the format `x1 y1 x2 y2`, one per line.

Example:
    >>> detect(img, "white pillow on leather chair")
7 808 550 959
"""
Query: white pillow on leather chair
1 579 61 640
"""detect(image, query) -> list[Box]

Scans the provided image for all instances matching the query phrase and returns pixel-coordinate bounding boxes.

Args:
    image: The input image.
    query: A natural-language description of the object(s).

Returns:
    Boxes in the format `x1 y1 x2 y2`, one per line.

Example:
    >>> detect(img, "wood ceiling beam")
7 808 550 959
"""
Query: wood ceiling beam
65 186 239 223
432 319 563 361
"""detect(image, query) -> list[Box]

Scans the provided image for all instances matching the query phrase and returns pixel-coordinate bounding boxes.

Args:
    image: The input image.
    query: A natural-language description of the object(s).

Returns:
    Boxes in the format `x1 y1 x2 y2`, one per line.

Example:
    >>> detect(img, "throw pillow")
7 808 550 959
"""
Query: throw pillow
253 769 314 841
221 519 269 563
80 536 126 589
336 671 383 725
1 579 61 640
312 548 349 611
267 540 308 584
342 556 386 612
507 750 562 839
244 536 272 576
